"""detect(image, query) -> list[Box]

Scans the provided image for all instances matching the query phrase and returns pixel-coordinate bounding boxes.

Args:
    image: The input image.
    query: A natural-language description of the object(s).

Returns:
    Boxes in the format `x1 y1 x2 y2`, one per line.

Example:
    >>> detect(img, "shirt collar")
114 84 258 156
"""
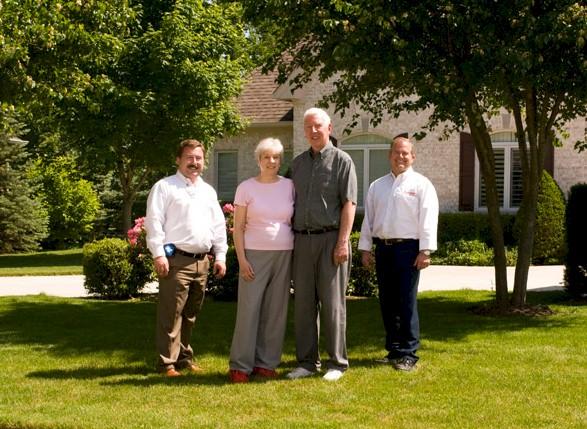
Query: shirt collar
308 141 334 158
391 167 414 180
175 170 199 186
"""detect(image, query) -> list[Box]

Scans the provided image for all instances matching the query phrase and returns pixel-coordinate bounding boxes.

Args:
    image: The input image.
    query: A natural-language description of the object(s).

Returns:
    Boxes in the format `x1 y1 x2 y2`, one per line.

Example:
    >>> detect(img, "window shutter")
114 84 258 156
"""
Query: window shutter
459 132 475 211
216 152 238 201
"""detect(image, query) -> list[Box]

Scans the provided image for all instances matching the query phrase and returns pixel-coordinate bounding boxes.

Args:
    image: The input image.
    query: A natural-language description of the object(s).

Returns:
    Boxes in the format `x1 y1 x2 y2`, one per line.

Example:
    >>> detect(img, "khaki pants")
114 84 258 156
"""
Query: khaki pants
156 253 209 371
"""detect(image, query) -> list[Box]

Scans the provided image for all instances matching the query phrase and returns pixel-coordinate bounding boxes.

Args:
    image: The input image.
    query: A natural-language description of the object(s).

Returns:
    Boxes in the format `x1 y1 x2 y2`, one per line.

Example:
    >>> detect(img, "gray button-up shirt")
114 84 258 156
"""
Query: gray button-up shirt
291 142 357 231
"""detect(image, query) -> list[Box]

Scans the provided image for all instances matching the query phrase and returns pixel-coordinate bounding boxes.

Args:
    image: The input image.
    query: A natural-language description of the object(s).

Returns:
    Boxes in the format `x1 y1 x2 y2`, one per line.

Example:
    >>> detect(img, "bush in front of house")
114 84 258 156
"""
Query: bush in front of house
433 239 518 266
564 183 587 299
83 233 154 299
437 212 517 247
525 171 565 264
348 231 378 297
206 246 239 301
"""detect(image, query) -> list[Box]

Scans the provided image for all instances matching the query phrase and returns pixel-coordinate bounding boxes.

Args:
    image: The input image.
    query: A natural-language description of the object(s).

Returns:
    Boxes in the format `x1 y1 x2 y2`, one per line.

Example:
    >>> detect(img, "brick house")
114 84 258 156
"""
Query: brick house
205 69 587 212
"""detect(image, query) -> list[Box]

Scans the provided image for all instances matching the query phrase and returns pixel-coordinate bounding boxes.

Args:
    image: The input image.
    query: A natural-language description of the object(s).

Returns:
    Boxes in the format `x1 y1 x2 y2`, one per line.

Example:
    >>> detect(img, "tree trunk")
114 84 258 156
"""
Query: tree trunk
117 157 150 234
465 100 509 309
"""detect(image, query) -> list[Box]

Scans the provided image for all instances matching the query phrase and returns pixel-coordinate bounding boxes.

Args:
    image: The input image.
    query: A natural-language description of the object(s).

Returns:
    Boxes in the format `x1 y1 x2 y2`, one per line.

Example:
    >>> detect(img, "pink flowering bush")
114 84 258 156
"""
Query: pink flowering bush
207 203 238 301
127 217 155 291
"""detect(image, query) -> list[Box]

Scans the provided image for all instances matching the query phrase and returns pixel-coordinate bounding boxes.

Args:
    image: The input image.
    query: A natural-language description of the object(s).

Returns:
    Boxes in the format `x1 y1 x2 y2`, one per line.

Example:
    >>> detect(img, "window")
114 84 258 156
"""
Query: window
475 132 522 211
341 134 391 208
215 151 238 201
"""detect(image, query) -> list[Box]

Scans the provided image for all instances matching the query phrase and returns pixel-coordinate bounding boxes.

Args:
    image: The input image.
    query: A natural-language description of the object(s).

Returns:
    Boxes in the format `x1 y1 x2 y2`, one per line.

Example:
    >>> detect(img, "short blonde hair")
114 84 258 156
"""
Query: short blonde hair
255 138 284 162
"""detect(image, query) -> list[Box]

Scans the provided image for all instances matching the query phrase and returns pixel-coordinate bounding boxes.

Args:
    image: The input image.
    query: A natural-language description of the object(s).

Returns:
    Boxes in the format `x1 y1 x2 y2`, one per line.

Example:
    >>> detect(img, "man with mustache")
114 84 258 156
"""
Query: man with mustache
359 136 438 371
146 139 227 377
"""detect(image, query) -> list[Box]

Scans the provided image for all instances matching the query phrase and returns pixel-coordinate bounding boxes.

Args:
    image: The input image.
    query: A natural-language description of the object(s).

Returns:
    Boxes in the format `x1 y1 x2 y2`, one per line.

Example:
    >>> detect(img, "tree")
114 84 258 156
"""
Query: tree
1 0 254 232
0 108 48 253
238 0 587 309
30 154 101 249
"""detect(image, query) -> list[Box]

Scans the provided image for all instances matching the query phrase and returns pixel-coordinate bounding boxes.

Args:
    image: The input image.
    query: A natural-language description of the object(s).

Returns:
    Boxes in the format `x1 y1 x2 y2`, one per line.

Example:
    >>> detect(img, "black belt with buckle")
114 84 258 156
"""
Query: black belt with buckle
294 226 338 235
175 248 207 259
373 238 417 246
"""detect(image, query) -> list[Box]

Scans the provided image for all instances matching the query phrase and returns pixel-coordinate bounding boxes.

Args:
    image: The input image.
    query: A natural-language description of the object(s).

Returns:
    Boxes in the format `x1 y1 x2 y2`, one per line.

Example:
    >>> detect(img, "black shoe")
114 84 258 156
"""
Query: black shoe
375 356 401 365
392 357 417 371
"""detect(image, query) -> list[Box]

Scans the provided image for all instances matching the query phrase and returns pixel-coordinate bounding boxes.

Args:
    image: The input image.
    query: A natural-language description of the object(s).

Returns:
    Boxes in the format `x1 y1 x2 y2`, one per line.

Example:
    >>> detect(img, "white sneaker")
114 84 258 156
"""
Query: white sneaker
323 369 344 381
286 367 315 379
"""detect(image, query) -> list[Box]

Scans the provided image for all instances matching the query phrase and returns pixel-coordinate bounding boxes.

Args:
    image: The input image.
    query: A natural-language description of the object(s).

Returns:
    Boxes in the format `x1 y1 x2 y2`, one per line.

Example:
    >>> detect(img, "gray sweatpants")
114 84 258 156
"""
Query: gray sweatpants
292 230 350 372
229 249 292 373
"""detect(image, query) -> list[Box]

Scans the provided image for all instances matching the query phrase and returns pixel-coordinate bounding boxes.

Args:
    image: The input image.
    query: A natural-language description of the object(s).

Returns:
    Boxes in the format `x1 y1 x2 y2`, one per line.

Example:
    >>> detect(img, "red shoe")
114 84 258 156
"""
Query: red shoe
252 367 278 378
229 369 249 383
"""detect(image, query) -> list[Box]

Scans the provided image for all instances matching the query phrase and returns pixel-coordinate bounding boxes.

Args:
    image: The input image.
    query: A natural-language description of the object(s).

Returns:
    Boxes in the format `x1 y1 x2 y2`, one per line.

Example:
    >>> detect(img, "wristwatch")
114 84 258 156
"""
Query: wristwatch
420 250 431 256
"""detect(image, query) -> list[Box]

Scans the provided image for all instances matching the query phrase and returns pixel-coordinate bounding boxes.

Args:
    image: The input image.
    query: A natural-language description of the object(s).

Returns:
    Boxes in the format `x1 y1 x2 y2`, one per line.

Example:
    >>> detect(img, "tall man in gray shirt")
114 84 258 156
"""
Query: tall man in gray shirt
287 108 357 382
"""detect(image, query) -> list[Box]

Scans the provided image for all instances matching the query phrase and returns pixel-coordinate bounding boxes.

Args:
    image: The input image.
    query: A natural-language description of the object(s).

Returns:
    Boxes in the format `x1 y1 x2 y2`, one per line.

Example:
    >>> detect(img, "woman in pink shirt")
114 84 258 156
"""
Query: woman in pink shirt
228 138 295 383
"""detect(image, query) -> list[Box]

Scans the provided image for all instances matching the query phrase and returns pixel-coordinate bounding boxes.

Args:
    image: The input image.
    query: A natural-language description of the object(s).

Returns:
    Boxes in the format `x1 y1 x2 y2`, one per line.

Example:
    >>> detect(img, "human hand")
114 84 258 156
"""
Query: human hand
361 251 373 269
239 259 255 282
333 241 349 265
413 251 431 270
154 256 169 278
214 261 227 279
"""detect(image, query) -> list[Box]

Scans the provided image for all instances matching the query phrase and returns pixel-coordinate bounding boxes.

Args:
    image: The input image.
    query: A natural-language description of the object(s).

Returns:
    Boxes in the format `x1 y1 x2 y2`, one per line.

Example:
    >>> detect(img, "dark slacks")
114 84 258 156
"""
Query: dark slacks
374 239 420 361
156 253 209 371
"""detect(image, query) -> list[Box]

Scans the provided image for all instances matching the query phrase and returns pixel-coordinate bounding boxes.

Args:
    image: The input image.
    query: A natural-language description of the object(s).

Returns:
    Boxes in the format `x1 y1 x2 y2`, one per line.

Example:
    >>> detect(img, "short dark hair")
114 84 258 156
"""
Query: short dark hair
177 139 205 158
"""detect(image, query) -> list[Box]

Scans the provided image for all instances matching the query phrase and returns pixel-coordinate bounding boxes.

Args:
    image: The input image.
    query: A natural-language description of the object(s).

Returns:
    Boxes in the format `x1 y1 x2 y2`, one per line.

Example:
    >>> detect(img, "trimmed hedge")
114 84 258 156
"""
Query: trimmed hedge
83 238 153 299
564 183 587 298
437 212 517 247
530 171 566 264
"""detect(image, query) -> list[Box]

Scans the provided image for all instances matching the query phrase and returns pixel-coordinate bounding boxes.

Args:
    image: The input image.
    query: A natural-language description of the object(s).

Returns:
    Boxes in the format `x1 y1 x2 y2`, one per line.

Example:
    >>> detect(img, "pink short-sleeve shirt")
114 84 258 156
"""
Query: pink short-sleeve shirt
234 176 295 250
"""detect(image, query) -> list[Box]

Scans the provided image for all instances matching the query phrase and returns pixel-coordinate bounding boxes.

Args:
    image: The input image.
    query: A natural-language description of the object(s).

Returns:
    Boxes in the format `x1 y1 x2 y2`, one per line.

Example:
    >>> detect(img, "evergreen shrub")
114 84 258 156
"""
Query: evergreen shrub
564 183 587 299
528 171 566 264
437 212 516 247
348 231 377 297
83 238 151 299
206 246 239 301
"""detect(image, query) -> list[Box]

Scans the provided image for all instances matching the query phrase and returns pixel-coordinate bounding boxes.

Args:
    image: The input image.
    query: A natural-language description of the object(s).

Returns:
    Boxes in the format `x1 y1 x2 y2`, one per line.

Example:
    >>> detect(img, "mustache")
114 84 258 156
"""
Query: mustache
187 164 201 169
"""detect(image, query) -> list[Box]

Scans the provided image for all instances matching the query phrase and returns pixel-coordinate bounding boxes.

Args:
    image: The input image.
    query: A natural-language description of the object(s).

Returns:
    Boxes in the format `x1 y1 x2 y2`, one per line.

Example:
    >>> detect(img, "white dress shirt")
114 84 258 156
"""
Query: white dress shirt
145 171 228 261
358 167 439 252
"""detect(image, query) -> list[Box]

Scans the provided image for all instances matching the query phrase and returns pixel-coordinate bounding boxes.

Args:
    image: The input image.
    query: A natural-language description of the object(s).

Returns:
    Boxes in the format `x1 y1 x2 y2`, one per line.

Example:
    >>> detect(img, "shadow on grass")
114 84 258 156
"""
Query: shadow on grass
0 250 82 269
0 290 577 381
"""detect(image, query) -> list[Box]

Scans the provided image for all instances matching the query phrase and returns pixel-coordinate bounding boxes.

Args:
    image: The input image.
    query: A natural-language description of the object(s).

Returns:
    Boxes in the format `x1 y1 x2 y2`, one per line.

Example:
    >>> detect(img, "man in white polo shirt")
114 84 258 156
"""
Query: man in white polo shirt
359 135 438 371
146 139 227 377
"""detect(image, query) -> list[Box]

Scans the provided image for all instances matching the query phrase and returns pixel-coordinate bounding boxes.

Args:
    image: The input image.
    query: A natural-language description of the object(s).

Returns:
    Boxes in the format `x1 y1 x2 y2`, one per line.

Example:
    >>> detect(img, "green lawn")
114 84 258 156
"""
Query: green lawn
0 248 83 276
0 290 585 428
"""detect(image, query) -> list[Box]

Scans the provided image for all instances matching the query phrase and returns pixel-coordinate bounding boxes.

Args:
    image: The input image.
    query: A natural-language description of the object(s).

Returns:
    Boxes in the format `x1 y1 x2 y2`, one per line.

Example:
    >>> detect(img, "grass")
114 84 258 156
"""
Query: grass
0 248 83 276
0 290 585 428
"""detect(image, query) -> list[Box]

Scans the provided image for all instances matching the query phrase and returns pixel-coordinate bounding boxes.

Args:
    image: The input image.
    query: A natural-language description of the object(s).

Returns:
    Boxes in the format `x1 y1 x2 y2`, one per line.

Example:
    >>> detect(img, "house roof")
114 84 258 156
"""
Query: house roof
238 69 293 123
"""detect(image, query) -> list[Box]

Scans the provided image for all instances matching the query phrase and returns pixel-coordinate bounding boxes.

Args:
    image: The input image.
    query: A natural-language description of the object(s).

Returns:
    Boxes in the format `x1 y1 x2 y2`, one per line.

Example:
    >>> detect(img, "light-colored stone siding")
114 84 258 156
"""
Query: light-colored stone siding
210 75 587 210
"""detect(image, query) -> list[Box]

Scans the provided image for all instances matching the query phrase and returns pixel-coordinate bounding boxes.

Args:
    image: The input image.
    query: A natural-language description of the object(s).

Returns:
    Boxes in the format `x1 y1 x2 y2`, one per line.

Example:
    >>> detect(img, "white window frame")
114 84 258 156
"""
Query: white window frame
341 134 391 210
474 133 522 212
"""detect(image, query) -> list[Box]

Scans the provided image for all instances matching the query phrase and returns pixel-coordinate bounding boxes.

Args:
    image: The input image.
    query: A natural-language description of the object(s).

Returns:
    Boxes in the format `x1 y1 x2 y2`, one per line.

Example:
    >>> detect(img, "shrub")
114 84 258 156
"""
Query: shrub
83 226 154 299
206 203 238 301
433 239 518 266
206 246 239 301
528 171 565 264
437 212 517 247
348 231 377 297
564 183 587 299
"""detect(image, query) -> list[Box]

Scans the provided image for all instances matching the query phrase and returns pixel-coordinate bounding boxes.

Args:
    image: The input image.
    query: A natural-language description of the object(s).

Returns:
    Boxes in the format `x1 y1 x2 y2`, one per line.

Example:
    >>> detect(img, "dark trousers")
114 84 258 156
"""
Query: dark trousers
374 239 420 361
